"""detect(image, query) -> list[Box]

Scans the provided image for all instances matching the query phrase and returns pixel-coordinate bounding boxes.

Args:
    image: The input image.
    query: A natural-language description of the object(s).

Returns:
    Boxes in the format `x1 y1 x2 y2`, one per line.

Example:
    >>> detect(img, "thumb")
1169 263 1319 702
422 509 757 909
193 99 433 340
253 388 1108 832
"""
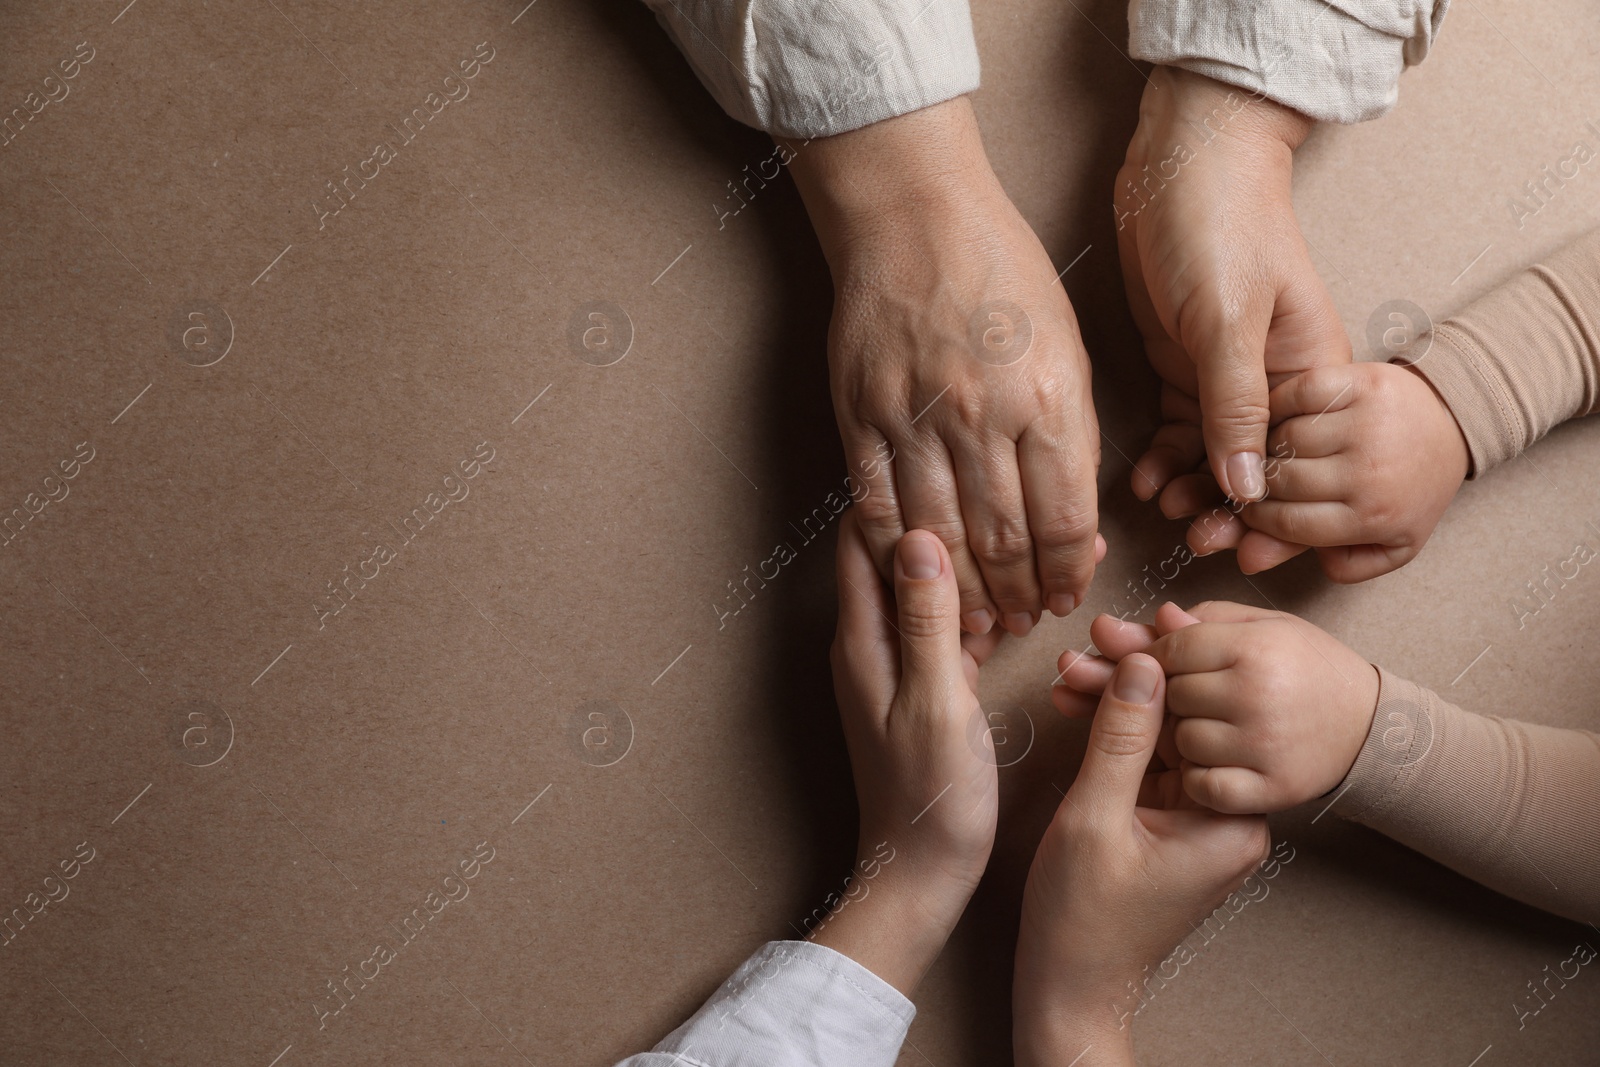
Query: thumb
1070 653 1165 819
892 530 965 696
1188 301 1272 503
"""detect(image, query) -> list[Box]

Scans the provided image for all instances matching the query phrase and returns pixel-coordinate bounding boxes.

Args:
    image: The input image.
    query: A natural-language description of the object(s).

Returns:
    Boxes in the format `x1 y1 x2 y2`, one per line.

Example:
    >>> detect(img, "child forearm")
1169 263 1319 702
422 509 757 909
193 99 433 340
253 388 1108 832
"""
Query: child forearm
1335 668 1600 924
1405 227 1600 476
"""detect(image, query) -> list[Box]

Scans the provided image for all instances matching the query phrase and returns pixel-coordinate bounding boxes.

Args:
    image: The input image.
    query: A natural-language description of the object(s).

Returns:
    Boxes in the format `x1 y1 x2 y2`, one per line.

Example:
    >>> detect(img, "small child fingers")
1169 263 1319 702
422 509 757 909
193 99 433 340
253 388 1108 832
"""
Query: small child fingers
1262 455 1349 501
1057 648 1115 693
1236 500 1362 547
1158 471 1224 520
1268 364 1359 423
1052 683 1101 717
1134 420 1205 501
1173 717 1253 767
1143 624 1243 678
1181 763 1276 814
1137 767 1190 809
1267 413 1347 460
1237 530 1311 574
1316 543 1419 584
1088 614 1160 659
1187 508 1246 556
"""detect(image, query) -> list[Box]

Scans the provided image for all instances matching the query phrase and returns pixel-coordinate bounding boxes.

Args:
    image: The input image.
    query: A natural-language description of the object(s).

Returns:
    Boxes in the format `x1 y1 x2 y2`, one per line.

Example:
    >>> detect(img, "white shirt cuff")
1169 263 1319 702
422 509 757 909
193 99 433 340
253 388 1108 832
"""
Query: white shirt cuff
615 940 915 1067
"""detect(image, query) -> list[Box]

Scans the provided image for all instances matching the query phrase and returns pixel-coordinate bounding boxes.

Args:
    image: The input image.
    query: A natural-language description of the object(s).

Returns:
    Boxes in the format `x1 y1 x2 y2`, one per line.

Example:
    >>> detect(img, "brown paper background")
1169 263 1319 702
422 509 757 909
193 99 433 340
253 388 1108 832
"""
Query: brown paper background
2 0 1598 1063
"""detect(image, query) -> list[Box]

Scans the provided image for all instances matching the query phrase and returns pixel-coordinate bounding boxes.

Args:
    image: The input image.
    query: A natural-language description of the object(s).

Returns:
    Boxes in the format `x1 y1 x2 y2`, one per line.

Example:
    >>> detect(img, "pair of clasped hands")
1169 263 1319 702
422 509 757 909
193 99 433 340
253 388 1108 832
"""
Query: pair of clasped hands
801 68 1475 1065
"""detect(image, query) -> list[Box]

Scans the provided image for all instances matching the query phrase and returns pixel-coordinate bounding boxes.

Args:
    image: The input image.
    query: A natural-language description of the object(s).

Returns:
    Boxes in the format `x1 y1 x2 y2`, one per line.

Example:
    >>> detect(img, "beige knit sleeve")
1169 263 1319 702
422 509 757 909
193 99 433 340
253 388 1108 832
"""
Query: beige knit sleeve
1399 227 1600 476
1334 667 1600 924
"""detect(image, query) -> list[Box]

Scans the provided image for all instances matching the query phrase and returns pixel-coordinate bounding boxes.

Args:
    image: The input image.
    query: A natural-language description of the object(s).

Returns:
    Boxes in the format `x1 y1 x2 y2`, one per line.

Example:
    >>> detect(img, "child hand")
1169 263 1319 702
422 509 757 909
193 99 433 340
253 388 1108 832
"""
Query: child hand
1190 361 1470 581
1015 654 1269 1066
818 510 1006 994
1054 602 1379 813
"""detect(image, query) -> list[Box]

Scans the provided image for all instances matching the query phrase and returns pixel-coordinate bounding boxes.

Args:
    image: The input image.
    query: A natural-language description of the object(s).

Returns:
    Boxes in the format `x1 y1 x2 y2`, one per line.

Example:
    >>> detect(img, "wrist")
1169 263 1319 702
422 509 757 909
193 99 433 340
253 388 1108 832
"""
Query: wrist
782 95 1004 270
1151 65 1312 151
806 859 975 998
1400 361 1472 483
1014 1002 1134 1067
1129 67 1311 195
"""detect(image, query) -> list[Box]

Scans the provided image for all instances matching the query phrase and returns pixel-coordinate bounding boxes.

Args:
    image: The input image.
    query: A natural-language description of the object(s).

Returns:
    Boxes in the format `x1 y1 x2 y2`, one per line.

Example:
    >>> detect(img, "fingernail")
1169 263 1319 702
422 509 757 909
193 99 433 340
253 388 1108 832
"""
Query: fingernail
1003 611 1035 637
1111 657 1159 703
1047 593 1078 616
962 609 995 634
1227 451 1266 502
899 535 941 580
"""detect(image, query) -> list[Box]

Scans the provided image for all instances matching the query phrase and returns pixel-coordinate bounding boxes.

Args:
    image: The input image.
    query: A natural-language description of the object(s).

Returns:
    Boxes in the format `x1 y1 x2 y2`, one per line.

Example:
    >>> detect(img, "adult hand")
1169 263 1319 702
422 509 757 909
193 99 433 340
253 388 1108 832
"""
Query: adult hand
786 96 1103 638
1118 66 1350 519
1014 653 1269 1065
813 509 1007 995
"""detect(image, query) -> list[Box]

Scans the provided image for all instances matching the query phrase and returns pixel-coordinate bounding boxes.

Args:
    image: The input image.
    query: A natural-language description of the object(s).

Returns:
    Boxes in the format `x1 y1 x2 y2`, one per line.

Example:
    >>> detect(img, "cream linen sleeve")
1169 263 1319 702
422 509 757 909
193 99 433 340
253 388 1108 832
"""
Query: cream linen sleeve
640 0 980 139
1128 0 1450 123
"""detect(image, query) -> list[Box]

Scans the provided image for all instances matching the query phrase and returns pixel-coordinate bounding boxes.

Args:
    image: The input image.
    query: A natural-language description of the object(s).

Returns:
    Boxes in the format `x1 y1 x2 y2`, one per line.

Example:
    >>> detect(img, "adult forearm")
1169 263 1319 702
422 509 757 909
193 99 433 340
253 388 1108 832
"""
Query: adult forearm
781 95 1006 271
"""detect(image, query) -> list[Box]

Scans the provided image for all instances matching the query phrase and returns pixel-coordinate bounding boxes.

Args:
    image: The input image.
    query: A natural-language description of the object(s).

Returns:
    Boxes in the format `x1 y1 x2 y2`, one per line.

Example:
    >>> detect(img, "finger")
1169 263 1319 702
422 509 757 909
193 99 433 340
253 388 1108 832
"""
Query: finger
1173 717 1251 767
897 439 997 635
1181 762 1275 815
1069 653 1165 819
1095 533 1107 563
1267 413 1346 460
1051 684 1100 718
1158 471 1226 520
1152 601 1202 634
959 623 1007 692
1137 767 1192 809
1182 293 1274 503
1057 649 1116 694
842 427 907 581
1181 601 1280 623
1236 530 1312 574
832 509 897 711
1088 614 1160 660
960 626 1007 670
1316 543 1418 583
1268 364 1359 423
1187 507 1247 555
1142 622 1244 678
1156 711 1182 769
1261 455 1349 502
1134 419 1205 501
954 441 1043 634
1019 419 1098 617
890 531 967 704
1236 499 1365 546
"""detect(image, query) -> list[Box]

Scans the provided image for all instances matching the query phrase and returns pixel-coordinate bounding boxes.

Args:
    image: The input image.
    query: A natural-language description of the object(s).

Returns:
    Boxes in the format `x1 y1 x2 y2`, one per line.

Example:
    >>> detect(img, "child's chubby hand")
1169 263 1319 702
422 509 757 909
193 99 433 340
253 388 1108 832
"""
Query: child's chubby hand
1053 601 1380 813
1174 361 1470 582
1014 653 1269 1066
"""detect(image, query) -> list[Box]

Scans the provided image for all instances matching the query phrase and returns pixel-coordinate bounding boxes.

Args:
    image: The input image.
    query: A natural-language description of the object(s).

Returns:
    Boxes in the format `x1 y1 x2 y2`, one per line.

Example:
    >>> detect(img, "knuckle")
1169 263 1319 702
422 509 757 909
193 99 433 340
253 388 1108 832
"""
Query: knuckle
1093 708 1150 759
1032 507 1098 552
916 518 971 558
971 519 1034 569
1209 399 1273 438
896 597 954 640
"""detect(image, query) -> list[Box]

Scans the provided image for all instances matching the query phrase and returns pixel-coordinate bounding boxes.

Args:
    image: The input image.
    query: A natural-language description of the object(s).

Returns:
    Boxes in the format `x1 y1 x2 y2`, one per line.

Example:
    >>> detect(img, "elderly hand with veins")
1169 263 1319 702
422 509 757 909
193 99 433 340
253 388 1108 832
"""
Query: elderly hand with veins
785 96 1104 638
1119 66 1351 570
